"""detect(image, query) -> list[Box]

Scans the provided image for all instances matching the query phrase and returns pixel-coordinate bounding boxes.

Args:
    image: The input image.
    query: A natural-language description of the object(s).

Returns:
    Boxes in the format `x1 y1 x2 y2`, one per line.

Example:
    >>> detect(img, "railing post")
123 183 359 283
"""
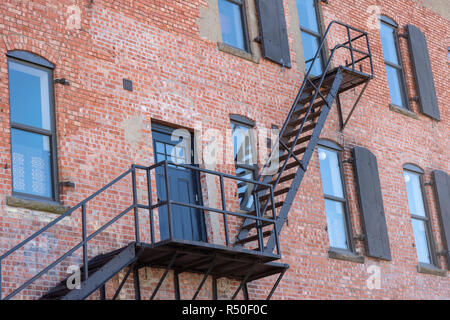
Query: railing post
366 33 374 76
164 161 174 240
81 204 88 281
219 175 230 247
0 261 2 300
270 187 280 256
347 26 355 69
254 188 264 252
146 168 155 244
131 165 141 243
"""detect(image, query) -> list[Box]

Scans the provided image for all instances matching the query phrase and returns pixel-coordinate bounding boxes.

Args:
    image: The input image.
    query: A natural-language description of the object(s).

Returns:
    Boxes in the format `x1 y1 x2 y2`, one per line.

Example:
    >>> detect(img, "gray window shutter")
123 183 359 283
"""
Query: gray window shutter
256 0 291 68
353 147 391 260
432 170 450 268
406 25 440 120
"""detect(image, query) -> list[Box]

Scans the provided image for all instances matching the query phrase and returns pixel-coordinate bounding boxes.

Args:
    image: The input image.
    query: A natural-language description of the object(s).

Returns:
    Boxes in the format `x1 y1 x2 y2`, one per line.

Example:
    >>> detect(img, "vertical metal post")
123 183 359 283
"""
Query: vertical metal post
243 283 249 300
174 271 181 300
253 189 264 252
146 168 155 244
212 276 218 300
163 161 174 240
0 261 2 300
270 187 280 256
347 27 355 69
133 265 141 300
219 175 229 246
336 94 344 130
100 285 106 300
131 166 141 243
81 204 88 281
366 34 374 76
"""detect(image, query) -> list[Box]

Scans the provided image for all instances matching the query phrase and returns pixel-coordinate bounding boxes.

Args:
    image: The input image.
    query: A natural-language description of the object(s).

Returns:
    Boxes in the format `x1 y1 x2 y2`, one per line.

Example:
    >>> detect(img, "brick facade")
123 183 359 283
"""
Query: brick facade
0 0 448 299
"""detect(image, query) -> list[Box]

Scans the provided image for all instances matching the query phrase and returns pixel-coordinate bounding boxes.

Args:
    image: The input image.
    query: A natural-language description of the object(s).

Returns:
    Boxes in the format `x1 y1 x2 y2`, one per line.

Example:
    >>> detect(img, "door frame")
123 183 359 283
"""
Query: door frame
151 122 207 242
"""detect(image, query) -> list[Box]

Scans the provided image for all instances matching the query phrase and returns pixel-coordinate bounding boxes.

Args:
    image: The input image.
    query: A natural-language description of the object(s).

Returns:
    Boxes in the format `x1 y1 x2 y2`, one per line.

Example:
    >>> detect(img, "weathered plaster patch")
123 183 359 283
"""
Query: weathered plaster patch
204 165 223 244
122 115 145 149
414 0 450 20
3 204 75 226
197 0 222 43
244 0 262 61
287 0 306 72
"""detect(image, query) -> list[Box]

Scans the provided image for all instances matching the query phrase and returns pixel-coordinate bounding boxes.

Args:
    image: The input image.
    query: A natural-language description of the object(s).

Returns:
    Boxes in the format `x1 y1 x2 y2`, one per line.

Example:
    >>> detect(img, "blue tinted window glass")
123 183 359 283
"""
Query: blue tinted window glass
156 153 166 163
411 218 431 264
236 167 255 210
301 31 324 76
385 65 406 108
325 199 348 249
231 122 255 166
297 0 319 32
318 147 344 198
156 142 165 154
380 22 399 65
219 0 246 51
11 129 52 198
8 60 51 130
404 171 426 217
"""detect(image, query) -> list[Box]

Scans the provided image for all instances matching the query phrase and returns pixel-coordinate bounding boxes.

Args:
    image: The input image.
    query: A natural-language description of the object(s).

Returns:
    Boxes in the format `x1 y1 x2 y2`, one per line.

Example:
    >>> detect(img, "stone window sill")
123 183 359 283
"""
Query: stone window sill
417 263 447 277
6 196 70 215
217 42 259 64
328 248 365 264
389 104 419 119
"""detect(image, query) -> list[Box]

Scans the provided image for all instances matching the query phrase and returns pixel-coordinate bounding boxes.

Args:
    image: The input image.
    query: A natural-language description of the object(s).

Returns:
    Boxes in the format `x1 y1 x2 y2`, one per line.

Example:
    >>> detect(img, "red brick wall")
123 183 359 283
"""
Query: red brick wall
0 0 448 299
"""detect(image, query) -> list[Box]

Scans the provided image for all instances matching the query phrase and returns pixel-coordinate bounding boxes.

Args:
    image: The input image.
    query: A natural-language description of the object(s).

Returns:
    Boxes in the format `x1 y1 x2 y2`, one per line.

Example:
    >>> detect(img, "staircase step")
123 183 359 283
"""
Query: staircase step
248 201 283 216
260 187 290 201
255 172 296 192
283 123 316 139
294 96 327 115
274 172 296 184
235 231 272 245
278 160 300 173
278 147 306 163
242 216 274 230
287 110 322 128
285 135 312 149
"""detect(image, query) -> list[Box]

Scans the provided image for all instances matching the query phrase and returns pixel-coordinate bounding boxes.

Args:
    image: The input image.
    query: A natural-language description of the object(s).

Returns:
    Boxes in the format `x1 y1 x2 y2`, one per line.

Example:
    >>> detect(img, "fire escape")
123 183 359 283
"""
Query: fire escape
0 21 373 300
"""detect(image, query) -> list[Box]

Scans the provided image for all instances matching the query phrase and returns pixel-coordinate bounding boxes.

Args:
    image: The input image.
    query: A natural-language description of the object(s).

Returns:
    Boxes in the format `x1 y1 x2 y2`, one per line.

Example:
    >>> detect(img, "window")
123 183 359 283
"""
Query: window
379 16 409 109
317 142 352 251
230 116 257 211
403 166 436 266
296 0 325 76
218 0 249 52
7 51 58 202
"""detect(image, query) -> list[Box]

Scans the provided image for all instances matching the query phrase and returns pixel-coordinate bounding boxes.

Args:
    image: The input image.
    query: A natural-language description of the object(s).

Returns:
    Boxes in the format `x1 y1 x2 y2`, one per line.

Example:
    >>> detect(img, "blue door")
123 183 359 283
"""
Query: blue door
152 125 206 242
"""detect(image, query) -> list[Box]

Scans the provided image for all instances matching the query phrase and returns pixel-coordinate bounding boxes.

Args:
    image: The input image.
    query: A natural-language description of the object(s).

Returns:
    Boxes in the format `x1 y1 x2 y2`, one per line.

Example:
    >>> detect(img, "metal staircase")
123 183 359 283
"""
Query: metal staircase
235 21 373 254
0 21 373 300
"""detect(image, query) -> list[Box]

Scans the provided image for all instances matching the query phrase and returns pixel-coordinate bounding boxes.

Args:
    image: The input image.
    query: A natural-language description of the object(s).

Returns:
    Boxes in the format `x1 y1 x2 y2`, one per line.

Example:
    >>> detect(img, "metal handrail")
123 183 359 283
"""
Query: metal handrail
258 20 373 184
0 160 278 299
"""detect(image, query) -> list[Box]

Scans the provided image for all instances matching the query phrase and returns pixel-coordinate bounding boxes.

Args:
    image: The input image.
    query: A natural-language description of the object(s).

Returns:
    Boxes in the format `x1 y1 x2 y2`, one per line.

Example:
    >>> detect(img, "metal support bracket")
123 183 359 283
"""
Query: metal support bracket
54 78 70 85
112 261 136 300
342 158 354 164
150 252 179 300
339 81 370 131
192 258 217 300
231 264 256 300
267 267 287 300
